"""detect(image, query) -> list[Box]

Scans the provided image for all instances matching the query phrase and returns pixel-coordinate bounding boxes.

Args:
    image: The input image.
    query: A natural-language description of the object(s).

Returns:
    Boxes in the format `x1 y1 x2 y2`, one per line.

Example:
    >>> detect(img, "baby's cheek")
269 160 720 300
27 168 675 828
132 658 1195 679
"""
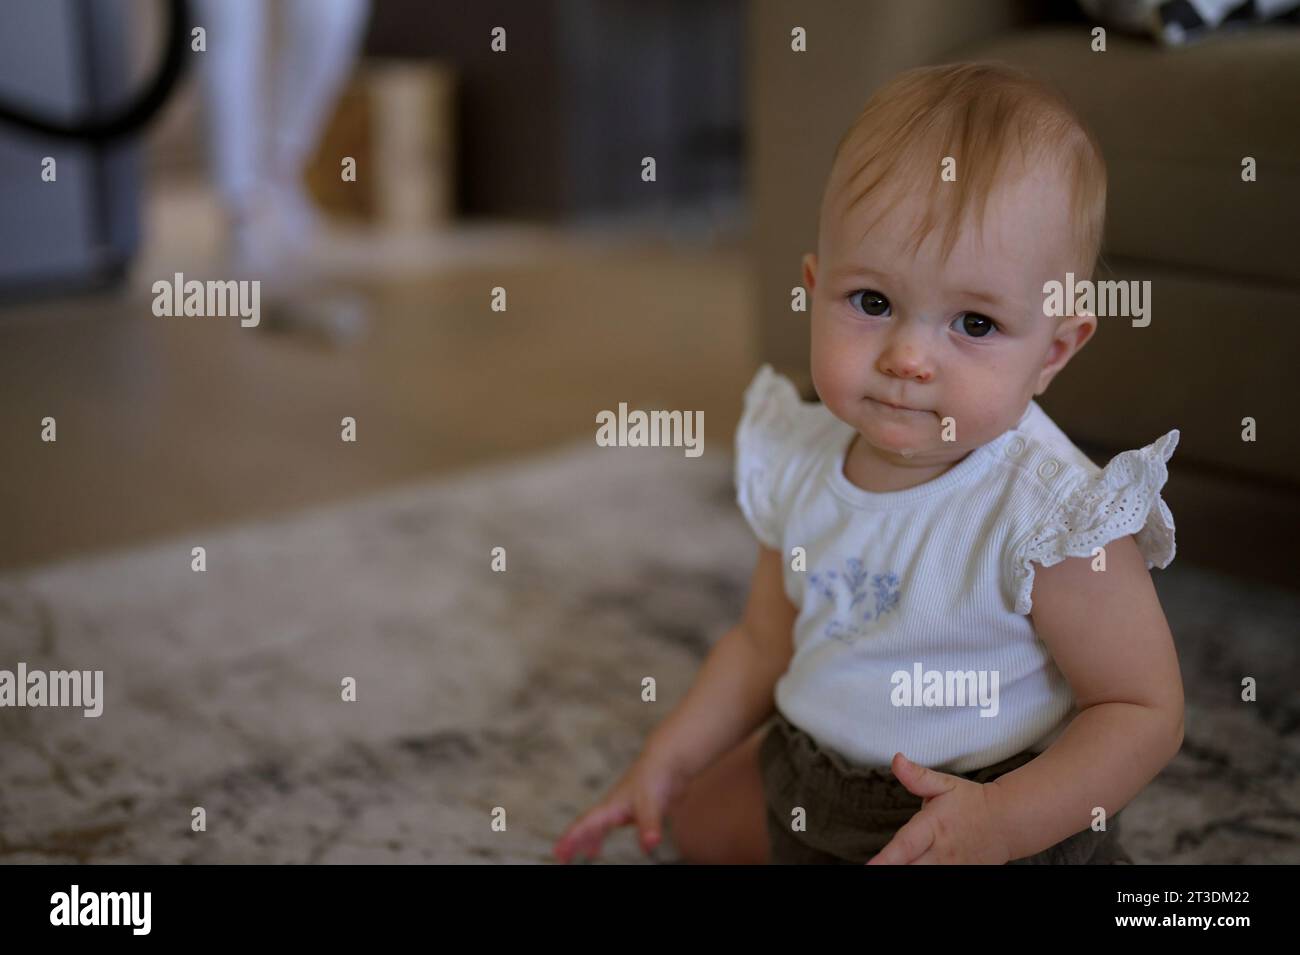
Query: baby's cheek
809 343 836 386
809 329 855 398
806 317 857 369
944 384 1019 444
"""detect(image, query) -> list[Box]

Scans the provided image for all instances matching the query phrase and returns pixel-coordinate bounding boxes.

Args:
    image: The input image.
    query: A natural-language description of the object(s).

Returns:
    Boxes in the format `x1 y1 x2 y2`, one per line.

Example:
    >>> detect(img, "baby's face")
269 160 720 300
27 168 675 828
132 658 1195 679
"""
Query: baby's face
805 162 1095 469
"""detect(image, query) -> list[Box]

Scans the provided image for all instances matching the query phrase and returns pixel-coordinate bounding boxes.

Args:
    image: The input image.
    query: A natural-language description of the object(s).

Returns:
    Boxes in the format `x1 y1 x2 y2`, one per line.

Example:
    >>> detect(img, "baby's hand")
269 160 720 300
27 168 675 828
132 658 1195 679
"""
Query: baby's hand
866 753 1011 865
552 745 691 864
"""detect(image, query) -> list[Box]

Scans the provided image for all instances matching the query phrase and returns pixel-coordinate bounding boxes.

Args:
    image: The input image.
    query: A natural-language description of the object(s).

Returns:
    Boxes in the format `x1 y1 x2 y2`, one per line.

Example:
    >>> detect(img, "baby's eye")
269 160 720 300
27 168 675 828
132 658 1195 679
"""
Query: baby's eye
951 312 999 338
849 289 891 317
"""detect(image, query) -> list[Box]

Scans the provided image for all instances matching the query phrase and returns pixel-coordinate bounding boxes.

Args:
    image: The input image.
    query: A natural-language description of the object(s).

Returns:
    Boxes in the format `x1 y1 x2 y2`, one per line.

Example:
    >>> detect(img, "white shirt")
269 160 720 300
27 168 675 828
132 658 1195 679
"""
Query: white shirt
734 365 1180 773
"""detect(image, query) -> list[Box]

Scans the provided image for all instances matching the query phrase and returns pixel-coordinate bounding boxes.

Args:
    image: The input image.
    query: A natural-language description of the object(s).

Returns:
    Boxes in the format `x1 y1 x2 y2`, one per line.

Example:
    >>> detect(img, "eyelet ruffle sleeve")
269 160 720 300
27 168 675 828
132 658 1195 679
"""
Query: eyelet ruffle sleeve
734 364 810 550
1012 430 1180 615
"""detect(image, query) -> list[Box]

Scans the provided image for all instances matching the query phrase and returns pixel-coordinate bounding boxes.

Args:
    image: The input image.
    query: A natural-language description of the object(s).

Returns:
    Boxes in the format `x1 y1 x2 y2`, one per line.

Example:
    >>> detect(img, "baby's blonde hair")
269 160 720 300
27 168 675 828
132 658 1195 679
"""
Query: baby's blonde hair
822 61 1107 279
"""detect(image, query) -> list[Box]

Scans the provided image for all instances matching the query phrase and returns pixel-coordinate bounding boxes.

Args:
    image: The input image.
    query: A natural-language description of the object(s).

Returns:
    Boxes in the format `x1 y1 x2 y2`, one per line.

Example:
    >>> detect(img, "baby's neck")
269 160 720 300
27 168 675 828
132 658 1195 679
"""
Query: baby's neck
842 433 972 494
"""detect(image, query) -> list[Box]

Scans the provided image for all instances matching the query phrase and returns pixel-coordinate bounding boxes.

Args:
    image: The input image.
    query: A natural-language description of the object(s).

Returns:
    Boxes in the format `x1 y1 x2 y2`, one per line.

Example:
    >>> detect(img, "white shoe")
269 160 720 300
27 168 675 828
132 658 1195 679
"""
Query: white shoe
260 289 369 347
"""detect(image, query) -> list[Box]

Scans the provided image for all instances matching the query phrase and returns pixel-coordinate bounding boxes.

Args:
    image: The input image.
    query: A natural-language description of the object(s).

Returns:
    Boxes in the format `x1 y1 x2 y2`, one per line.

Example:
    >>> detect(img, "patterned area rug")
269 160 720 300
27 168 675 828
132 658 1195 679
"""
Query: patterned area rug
0 442 1295 863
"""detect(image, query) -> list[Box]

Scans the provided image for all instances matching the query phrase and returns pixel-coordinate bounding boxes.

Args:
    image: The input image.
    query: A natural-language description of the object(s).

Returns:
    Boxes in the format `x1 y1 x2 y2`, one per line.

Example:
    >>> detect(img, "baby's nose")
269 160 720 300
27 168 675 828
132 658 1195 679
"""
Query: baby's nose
879 346 934 382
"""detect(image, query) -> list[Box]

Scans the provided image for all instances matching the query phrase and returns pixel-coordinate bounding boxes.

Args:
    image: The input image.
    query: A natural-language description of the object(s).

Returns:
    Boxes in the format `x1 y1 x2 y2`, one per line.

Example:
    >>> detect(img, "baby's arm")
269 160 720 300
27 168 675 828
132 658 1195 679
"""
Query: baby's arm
553 543 795 861
646 543 797 779
985 533 1185 861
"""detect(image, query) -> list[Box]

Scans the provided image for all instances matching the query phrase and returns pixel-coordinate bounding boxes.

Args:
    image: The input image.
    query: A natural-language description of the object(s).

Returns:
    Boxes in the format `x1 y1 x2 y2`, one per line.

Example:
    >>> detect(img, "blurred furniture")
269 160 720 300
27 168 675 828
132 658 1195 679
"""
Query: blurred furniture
750 0 1300 588
0 0 141 295
364 0 745 220
306 62 457 229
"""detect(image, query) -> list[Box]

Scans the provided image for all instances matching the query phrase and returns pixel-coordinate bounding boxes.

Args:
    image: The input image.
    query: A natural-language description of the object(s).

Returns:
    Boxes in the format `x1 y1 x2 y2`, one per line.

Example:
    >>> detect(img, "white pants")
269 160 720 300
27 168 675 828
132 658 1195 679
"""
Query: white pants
194 0 370 212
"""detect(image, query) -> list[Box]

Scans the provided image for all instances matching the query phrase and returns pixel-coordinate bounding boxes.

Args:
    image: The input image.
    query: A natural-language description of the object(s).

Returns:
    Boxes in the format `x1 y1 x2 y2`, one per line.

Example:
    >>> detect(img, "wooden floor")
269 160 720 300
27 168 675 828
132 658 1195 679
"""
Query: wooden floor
0 203 757 572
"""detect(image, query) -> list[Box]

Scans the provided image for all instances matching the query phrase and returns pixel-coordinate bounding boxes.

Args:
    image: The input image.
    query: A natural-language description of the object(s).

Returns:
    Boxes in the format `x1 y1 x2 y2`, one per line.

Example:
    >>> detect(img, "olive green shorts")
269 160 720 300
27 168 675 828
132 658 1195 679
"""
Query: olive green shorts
759 710 1133 865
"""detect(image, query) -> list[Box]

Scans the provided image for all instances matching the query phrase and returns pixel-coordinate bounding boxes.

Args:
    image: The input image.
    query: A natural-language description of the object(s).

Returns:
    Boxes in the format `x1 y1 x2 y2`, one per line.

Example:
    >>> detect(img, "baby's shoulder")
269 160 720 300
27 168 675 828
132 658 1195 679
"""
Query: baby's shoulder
733 365 843 549
991 401 1181 616
735 364 840 456
985 399 1105 503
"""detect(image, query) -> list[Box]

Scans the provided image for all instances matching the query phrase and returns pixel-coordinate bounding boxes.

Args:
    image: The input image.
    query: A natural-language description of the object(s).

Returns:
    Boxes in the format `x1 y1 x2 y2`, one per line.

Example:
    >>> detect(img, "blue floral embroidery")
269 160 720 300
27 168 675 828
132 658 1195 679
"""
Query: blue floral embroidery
807 559 901 643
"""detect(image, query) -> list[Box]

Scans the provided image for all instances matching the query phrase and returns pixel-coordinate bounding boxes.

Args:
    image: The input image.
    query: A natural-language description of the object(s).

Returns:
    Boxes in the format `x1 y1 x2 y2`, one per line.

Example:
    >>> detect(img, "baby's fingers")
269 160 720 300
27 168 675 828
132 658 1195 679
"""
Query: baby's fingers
633 785 668 855
553 800 633 863
866 813 935 865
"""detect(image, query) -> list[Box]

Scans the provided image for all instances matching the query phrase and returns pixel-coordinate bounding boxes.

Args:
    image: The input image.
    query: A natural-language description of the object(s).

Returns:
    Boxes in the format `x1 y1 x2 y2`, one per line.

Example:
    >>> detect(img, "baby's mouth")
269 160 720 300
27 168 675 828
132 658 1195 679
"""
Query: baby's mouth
867 396 926 414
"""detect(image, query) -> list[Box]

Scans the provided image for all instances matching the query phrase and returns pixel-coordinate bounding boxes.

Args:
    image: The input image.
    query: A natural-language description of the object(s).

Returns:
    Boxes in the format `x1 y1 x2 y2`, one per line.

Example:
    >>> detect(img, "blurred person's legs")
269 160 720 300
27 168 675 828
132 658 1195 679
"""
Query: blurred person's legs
194 0 372 343
194 0 369 275
194 0 266 272
269 0 371 250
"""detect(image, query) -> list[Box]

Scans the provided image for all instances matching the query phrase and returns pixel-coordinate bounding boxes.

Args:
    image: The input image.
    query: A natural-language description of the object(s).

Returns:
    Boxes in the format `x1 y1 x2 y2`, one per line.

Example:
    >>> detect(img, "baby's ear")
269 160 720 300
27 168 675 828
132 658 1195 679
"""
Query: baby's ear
1064 309 1099 351
1036 310 1098 395
801 253 818 294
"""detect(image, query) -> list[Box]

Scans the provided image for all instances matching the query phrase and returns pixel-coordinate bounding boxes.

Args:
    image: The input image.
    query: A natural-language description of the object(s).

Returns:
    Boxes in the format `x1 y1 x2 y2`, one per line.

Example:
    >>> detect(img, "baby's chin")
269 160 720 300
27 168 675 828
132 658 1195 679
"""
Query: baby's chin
861 404 935 435
857 417 936 460
871 439 926 462
827 396 945 456
858 409 991 464
865 434 974 469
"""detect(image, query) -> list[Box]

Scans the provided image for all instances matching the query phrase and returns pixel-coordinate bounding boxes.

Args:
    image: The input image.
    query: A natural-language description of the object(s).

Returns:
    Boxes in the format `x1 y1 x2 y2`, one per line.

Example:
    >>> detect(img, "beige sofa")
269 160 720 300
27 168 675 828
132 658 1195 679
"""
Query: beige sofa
748 0 1300 587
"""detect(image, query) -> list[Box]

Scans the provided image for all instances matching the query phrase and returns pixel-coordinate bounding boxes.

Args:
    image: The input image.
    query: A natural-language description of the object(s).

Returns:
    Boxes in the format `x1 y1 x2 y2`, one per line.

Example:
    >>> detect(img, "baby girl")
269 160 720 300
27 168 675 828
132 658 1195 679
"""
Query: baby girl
554 61 1185 864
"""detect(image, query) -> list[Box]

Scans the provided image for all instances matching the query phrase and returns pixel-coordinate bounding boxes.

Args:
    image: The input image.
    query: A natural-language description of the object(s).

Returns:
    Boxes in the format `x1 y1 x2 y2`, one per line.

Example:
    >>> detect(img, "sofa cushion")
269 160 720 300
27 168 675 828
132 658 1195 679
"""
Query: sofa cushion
961 26 1300 286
